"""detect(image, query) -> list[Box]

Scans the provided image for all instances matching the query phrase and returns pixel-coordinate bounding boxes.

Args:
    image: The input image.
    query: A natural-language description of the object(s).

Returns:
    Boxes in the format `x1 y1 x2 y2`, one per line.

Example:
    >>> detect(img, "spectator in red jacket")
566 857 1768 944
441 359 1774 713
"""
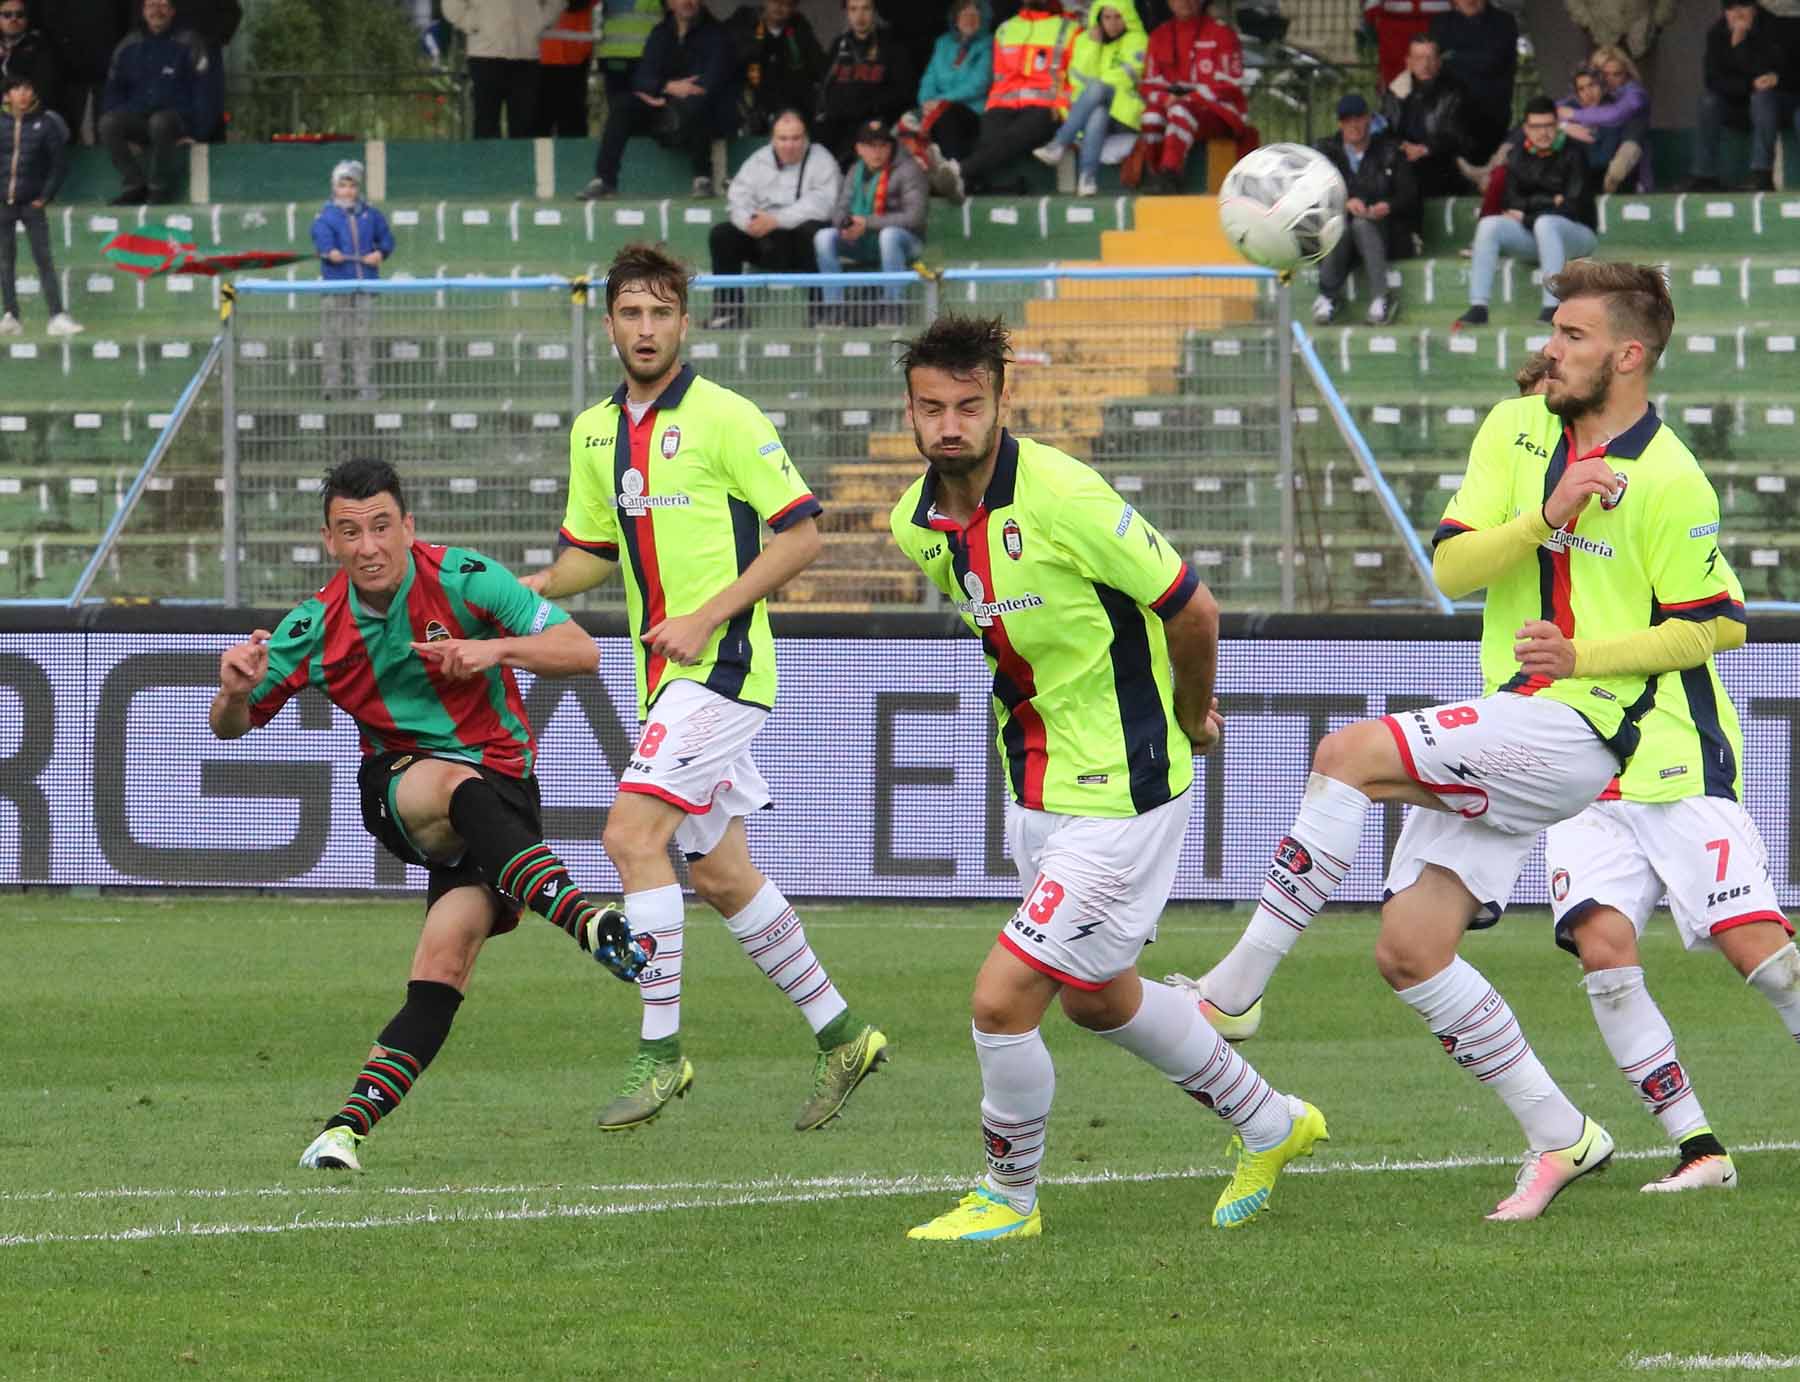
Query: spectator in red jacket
1363 1 1450 87
1140 0 1257 192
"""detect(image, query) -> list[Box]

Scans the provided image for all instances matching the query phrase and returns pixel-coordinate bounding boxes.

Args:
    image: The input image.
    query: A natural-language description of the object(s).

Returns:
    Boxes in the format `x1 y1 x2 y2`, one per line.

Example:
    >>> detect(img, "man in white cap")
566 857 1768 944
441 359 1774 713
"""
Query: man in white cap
309 160 395 401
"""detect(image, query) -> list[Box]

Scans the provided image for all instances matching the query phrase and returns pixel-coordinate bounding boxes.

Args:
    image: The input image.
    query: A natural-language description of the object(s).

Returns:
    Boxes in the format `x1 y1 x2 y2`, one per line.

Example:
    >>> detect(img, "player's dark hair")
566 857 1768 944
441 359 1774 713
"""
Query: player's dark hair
899 314 1012 400
1548 259 1675 368
605 242 691 316
1522 94 1558 120
1514 350 1552 396
321 457 407 520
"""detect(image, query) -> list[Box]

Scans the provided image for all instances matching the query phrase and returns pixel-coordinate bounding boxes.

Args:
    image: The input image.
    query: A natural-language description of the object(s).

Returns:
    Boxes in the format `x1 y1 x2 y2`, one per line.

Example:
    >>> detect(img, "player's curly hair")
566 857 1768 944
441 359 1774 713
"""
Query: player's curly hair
898 314 1012 400
321 457 406 520
605 242 691 316
1547 259 1674 368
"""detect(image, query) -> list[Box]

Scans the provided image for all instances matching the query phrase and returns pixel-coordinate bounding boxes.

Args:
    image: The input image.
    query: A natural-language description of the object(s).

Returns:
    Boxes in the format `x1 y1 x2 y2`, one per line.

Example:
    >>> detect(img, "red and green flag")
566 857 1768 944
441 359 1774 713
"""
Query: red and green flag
102 223 306 278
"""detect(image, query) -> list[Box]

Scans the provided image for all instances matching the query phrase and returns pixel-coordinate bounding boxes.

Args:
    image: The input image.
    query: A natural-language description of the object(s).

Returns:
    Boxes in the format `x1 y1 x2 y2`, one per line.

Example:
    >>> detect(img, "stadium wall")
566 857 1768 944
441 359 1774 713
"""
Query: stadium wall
4 611 1799 908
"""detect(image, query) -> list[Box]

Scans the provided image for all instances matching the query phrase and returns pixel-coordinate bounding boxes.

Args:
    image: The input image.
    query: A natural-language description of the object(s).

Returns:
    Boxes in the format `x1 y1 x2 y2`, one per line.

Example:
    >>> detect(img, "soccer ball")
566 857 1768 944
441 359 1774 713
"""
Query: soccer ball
1217 143 1347 274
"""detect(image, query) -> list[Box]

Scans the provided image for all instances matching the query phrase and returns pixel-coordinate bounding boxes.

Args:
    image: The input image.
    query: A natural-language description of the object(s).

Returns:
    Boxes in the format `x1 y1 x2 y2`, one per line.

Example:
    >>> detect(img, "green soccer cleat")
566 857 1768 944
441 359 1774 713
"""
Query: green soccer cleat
596 1047 694 1131
907 1188 1042 1242
1213 1098 1329 1228
298 1126 364 1171
794 1024 890 1131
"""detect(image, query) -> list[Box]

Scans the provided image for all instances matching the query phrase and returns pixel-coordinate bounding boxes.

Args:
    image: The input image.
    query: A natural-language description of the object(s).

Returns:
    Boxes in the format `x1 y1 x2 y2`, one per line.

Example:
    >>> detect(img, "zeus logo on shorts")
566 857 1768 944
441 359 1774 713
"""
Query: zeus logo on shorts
1274 836 1312 875
1708 884 1752 908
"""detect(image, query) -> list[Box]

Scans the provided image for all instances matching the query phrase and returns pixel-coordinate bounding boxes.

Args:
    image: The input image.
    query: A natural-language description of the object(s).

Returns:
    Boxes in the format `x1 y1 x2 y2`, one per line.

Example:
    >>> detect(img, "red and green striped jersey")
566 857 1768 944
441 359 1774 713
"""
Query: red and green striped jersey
1434 397 1738 763
558 364 821 719
890 431 1201 819
247 541 571 778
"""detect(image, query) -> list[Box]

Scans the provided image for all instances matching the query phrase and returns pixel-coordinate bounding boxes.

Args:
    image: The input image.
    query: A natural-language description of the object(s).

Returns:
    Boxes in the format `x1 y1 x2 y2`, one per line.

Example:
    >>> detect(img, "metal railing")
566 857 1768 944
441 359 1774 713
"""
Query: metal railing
224 71 471 142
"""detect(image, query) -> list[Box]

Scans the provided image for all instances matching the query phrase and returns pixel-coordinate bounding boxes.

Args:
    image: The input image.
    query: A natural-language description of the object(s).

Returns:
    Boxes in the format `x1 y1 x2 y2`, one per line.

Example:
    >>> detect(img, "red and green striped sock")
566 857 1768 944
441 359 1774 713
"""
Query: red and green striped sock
323 980 462 1138
496 843 605 949
326 1047 422 1137
447 780 606 950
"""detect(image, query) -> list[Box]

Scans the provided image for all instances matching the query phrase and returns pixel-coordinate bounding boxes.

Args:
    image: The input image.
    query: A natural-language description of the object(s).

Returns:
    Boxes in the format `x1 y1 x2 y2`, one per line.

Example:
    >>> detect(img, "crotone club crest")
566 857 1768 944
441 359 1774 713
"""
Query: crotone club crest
1002 517 1023 561
660 425 681 459
1599 471 1629 510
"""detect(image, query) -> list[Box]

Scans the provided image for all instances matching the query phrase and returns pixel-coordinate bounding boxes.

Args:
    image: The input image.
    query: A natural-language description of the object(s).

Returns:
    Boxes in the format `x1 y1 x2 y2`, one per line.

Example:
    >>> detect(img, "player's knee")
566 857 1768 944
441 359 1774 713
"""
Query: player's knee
1311 722 1376 784
1373 928 1431 990
1568 912 1637 973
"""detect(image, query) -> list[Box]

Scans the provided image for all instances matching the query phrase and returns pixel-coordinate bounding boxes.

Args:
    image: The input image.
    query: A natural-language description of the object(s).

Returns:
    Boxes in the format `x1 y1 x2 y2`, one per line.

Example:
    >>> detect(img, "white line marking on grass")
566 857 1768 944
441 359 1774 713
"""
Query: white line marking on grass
1630 1354 1800 1372
11 1141 1800 1247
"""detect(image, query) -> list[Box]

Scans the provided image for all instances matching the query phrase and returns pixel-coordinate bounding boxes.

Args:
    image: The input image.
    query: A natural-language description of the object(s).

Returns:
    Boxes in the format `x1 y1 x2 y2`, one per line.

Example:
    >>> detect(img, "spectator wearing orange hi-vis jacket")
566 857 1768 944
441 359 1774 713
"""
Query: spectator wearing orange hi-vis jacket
943 0 1079 198
1139 0 1257 192
539 2 595 136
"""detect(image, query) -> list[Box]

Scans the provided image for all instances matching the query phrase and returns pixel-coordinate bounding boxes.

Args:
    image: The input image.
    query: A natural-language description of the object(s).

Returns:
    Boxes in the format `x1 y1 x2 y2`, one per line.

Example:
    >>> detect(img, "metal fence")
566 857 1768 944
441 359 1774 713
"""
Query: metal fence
224 71 472 142
61 267 1451 614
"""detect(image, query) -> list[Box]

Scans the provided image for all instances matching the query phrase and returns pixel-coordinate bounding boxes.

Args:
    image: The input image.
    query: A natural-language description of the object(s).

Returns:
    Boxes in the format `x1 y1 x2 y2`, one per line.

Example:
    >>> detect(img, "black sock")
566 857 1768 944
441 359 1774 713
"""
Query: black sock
448 777 606 949
1678 1130 1728 1163
325 980 463 1136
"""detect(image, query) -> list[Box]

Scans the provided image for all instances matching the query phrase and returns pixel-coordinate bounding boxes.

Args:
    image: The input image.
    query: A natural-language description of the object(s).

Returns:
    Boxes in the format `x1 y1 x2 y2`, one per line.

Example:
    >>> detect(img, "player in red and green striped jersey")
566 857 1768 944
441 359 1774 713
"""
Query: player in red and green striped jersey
210 457 649 1173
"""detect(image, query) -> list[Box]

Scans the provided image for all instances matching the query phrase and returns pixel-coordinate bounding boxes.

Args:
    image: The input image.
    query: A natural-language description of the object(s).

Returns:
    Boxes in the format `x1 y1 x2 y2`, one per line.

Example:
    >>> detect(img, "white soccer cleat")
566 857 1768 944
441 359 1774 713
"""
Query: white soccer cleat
1165 971 1262 1042
1642 1151 1737 1193
0 313 21 336
1485 1117 1613 1221
299 1126 364 1170
45 313 84 337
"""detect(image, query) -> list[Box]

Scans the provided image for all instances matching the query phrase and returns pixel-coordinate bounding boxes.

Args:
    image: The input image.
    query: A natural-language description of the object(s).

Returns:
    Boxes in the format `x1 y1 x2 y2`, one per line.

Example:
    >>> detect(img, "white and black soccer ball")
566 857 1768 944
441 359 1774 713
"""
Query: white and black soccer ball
1217 143 1348 274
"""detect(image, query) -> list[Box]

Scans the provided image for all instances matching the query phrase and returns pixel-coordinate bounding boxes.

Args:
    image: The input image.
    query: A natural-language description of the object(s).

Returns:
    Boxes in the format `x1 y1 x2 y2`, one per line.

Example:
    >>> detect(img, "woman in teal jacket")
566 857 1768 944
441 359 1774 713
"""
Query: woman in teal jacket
1032 0 1146 195
915 0 991 161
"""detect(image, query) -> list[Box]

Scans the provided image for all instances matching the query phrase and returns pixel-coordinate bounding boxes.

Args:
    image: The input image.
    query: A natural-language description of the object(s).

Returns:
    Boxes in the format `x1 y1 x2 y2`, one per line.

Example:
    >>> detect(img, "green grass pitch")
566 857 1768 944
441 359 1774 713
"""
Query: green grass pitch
2 894 1795 1379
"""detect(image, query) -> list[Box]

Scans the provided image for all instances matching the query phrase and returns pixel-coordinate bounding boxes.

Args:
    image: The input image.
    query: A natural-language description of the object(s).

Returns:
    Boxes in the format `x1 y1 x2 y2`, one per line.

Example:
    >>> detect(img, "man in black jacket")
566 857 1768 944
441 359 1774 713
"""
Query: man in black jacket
1380 33 1469 199
726 0 825 136
1456 97 1597 328
0 75 81 337
0 2 56 108
99 0 213 205
40 0 129 143
581 0 737 198
1312 92 1418 326
1685 0 1796 193
1428 0 1516 169
813 0 914 164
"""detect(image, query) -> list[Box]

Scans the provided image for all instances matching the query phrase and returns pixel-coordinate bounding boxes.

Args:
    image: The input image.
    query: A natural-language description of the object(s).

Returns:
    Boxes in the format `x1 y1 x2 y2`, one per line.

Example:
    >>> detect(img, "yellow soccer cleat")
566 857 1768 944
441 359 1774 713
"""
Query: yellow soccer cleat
794 1024 890 1131
1213 1099 1329 1228
907 1188 1042 1242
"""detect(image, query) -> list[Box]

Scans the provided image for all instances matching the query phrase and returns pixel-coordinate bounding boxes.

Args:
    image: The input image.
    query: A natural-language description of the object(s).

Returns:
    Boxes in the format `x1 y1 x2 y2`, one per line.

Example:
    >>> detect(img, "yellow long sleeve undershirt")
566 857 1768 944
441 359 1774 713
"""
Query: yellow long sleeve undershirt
1431 508 1555 600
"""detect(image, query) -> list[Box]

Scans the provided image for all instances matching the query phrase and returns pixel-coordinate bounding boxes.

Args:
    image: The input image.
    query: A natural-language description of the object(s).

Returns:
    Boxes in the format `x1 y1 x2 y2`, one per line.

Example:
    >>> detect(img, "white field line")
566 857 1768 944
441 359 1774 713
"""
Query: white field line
7 1140 1800 1249
1630 1354 1800 1372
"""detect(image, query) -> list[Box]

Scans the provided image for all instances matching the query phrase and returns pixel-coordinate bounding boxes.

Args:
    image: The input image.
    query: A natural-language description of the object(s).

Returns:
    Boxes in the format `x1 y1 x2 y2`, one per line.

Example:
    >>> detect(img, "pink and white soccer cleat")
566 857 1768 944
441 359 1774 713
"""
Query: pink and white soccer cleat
1642 1151 1737 1193
1485 1117 1614 1221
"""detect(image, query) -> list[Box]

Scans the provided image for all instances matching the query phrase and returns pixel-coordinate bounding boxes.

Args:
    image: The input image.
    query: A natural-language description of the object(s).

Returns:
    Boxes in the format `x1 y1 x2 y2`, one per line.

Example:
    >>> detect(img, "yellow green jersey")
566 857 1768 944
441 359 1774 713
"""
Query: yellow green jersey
1434 397 1739 764
890 430 1202 818
559 365 821 719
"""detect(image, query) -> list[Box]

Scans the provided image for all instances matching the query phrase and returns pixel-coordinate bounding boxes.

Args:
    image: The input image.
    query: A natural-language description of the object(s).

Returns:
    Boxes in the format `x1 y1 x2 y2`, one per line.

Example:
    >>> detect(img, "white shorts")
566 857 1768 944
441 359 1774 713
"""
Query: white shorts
1382 693 1618 922
1544 797 1792 953
617 680 772 859
999 793 1192 990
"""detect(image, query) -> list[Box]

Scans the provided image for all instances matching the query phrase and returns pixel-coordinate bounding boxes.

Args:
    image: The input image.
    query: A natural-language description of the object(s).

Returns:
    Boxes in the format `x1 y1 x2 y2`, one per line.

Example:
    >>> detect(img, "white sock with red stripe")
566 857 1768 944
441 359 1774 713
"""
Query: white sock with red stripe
723 881 846 1035
628 884 685 1043
1099 979 1293 1151
1203 772 1367 1014
1584 966 1710 1143
1398 957 1584 1151
1747 943 1800 1042
973 1025 1054 1213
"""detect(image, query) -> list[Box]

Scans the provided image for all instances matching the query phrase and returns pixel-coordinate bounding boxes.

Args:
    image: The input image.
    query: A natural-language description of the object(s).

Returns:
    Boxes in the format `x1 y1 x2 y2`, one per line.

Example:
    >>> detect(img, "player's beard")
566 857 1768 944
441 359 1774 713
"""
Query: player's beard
621 337 680 385
1545 353 1613 422
914 416 1000 480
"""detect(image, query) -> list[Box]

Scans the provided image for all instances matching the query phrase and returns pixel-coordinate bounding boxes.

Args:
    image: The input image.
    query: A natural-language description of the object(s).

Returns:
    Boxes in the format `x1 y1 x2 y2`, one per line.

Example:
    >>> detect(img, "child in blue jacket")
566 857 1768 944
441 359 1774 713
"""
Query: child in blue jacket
310 160 395 399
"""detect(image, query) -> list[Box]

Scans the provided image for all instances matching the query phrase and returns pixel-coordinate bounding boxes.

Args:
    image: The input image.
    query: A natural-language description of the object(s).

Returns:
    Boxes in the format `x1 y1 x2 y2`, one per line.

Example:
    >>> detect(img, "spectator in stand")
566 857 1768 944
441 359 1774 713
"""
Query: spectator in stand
1139 0 1256 194
99 0 213 205
1455 97 1596 329
0 75 81 338
583 0 734 199
1380 32 1468 199
1563 46 1651 194
944 0 1080 199
727 0 825 137
168 0 236 141
442 0 561 138
1685 0 1797 193
1032 0 1147 197
1363 1 1451 87
0 2 56 110
1428 0 1515 174
812 118 926 324
1559 68 1623 182
815 0 915 164
908 0 991 165
310 159 396 402
706 107 840 327
538 2 596 137
594 0 663 141
41 0 130 144
1311 91 1417 327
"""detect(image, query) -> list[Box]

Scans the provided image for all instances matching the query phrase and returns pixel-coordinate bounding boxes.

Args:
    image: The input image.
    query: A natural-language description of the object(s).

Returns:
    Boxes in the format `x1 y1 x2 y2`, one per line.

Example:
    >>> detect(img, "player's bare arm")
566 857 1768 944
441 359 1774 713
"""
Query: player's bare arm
643 515 822 666
1163 586 1222 754
209 629 272 740
412 617 598 682
522 546 617 598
